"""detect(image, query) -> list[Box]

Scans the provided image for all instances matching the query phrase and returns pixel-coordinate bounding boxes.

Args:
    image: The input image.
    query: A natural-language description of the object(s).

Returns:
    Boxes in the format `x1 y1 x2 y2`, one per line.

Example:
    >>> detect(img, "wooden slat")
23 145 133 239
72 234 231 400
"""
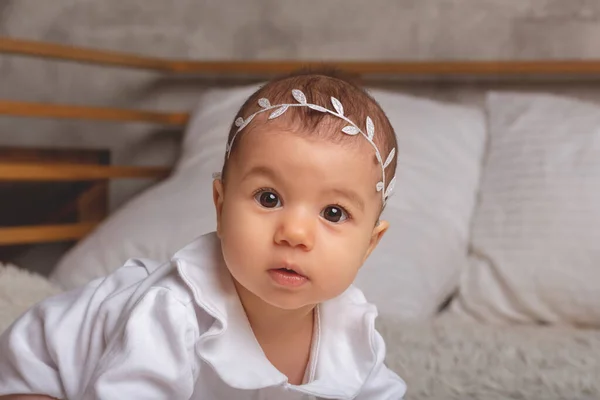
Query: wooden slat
0 163 171 181
0 37 175 71
0 100 189 125
0 146 110 165
4 37 600 76
170 59 600 76
0 222 96 245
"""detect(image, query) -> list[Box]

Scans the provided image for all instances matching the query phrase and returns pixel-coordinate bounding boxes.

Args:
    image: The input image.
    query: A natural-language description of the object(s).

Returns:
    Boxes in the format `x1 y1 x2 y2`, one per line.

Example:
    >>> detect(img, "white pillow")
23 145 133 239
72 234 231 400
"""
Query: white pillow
50 86 259 289
453 92 600 326
355 90 485 320
51 85 486 320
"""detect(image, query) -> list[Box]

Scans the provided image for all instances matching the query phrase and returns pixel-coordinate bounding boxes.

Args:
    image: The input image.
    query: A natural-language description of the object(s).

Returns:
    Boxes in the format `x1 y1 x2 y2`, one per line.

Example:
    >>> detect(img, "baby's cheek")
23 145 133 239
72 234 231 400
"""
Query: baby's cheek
318 251 362 297
221 212 269 271
222 204 260 246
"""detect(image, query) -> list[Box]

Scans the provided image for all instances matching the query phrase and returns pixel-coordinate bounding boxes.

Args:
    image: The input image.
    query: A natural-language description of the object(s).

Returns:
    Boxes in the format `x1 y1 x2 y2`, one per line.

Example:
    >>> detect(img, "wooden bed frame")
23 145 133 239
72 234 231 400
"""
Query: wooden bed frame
2 36 600 247
0 147 111 253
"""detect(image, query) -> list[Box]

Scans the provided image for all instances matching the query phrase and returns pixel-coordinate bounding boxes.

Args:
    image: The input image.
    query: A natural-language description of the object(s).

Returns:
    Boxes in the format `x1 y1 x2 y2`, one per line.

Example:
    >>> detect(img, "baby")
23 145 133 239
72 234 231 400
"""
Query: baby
0 69 406 399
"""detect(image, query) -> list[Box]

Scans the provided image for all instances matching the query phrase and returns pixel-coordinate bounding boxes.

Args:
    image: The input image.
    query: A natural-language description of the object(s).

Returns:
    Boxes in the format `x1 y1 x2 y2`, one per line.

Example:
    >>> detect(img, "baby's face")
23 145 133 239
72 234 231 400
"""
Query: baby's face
213 123 388 310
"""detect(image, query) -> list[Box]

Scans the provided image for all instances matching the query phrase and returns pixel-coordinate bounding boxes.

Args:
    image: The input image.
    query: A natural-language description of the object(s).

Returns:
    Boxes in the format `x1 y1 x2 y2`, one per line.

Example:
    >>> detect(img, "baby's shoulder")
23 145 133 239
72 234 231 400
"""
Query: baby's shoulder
94 258 189 304
124 259 217 329
89 258 202 332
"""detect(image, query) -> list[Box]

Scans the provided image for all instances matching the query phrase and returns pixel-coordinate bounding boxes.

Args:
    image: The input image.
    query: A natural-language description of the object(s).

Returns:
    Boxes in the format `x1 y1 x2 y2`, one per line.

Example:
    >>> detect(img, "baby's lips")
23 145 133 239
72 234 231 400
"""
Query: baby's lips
271 262 309 279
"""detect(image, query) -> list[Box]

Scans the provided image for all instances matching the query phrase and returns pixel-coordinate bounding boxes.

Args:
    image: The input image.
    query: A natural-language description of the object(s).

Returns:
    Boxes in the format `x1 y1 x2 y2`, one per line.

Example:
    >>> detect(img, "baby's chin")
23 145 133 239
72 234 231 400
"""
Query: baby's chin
258 294 319 312
253 285 349 312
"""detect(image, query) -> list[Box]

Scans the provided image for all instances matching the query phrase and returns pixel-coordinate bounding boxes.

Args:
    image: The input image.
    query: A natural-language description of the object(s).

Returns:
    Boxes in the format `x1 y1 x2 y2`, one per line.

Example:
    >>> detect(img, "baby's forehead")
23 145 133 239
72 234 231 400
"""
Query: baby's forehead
242 112 374 154
231 129 382 211
224 85 397 205
234 122 380 179
232 115 379 180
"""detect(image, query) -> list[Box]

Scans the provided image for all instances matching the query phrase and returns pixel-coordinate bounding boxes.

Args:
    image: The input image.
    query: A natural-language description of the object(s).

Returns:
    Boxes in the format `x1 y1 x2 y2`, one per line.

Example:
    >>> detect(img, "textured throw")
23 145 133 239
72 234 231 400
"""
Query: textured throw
379 315 600 399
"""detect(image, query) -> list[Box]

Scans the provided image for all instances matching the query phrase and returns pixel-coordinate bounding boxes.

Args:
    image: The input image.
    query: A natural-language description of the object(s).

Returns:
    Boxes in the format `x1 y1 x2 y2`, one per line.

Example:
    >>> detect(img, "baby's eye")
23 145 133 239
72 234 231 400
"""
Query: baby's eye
254 190 282 208
321 205 349 223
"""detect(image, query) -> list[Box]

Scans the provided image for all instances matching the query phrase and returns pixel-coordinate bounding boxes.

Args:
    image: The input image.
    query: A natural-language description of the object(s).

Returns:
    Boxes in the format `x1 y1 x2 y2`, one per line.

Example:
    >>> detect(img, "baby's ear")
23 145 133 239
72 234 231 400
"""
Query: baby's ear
363 220 389 263
212 179 225 237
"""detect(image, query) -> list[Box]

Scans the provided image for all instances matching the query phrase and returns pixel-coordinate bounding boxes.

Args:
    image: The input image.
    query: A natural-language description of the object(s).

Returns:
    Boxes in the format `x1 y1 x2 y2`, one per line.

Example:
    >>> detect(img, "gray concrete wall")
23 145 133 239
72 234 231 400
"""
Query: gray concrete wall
4 0 600 165
5 0 600 61
2 0 600 273
4 0 600 203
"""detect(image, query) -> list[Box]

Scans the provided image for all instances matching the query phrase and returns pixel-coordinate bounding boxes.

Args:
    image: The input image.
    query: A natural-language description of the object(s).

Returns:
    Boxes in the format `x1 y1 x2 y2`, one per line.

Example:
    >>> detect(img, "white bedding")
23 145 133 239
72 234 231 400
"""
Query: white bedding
455 92 600 326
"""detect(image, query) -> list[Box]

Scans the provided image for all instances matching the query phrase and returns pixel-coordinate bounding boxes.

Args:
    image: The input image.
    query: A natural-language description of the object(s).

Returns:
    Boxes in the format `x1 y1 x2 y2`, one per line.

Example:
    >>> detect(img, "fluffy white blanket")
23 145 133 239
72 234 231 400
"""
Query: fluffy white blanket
1 264 598 399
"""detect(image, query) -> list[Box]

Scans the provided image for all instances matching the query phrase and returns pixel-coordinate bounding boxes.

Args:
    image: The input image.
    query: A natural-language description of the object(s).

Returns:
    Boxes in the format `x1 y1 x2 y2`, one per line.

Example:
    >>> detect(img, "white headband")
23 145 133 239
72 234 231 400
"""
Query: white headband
225 89 396 204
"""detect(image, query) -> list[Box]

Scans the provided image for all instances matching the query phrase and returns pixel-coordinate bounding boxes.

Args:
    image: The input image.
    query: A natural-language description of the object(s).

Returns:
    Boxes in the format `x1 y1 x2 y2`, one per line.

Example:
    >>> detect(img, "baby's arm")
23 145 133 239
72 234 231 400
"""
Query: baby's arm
0 260 196 399
0 260 154 398
0 285 92 399
80 288 196 399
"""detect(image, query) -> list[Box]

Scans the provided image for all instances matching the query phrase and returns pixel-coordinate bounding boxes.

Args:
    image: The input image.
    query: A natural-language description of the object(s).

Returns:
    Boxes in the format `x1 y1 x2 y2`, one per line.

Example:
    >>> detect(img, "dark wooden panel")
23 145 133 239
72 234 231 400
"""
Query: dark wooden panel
0 147 110 260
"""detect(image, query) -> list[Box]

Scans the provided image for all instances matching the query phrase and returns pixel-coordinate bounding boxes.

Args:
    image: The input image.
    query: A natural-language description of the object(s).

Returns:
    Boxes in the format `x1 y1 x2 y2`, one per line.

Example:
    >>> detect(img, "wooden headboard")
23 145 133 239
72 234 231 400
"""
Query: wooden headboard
2 36 600 247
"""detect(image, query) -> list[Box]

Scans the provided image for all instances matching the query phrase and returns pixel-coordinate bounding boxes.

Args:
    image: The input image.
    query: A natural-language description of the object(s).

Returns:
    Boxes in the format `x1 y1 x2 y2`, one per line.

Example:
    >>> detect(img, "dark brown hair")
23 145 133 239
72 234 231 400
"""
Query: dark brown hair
221 67 398 189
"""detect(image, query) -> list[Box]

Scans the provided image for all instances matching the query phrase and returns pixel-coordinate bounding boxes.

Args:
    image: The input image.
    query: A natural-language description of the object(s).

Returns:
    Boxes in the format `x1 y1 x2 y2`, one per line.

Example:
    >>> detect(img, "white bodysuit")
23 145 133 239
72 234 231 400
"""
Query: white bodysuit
0 232 406 399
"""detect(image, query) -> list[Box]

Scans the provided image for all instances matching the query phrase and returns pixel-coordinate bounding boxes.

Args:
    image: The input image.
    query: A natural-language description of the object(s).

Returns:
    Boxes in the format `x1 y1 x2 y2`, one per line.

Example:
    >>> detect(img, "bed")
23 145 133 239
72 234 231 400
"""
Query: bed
1 37 600 399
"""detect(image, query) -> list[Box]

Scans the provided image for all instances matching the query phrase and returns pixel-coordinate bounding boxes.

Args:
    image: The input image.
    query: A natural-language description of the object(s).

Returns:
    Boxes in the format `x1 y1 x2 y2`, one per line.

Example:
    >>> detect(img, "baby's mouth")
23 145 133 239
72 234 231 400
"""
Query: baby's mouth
268 265 309 287
275 267 304 277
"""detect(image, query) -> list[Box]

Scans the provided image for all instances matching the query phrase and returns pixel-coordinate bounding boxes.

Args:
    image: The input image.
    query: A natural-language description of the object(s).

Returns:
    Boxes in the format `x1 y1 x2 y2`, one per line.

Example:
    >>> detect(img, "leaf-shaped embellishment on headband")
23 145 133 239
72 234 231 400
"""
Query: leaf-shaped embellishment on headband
308 104 328 112
384 148 396 169
235 117 244 127
239 113 255 130
366 116 375 141
376 181 385 192
292 89 307 104
331 97 344 116
384 176 396 199
258 98 271 108
342 125 360 135
268 105 289 119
